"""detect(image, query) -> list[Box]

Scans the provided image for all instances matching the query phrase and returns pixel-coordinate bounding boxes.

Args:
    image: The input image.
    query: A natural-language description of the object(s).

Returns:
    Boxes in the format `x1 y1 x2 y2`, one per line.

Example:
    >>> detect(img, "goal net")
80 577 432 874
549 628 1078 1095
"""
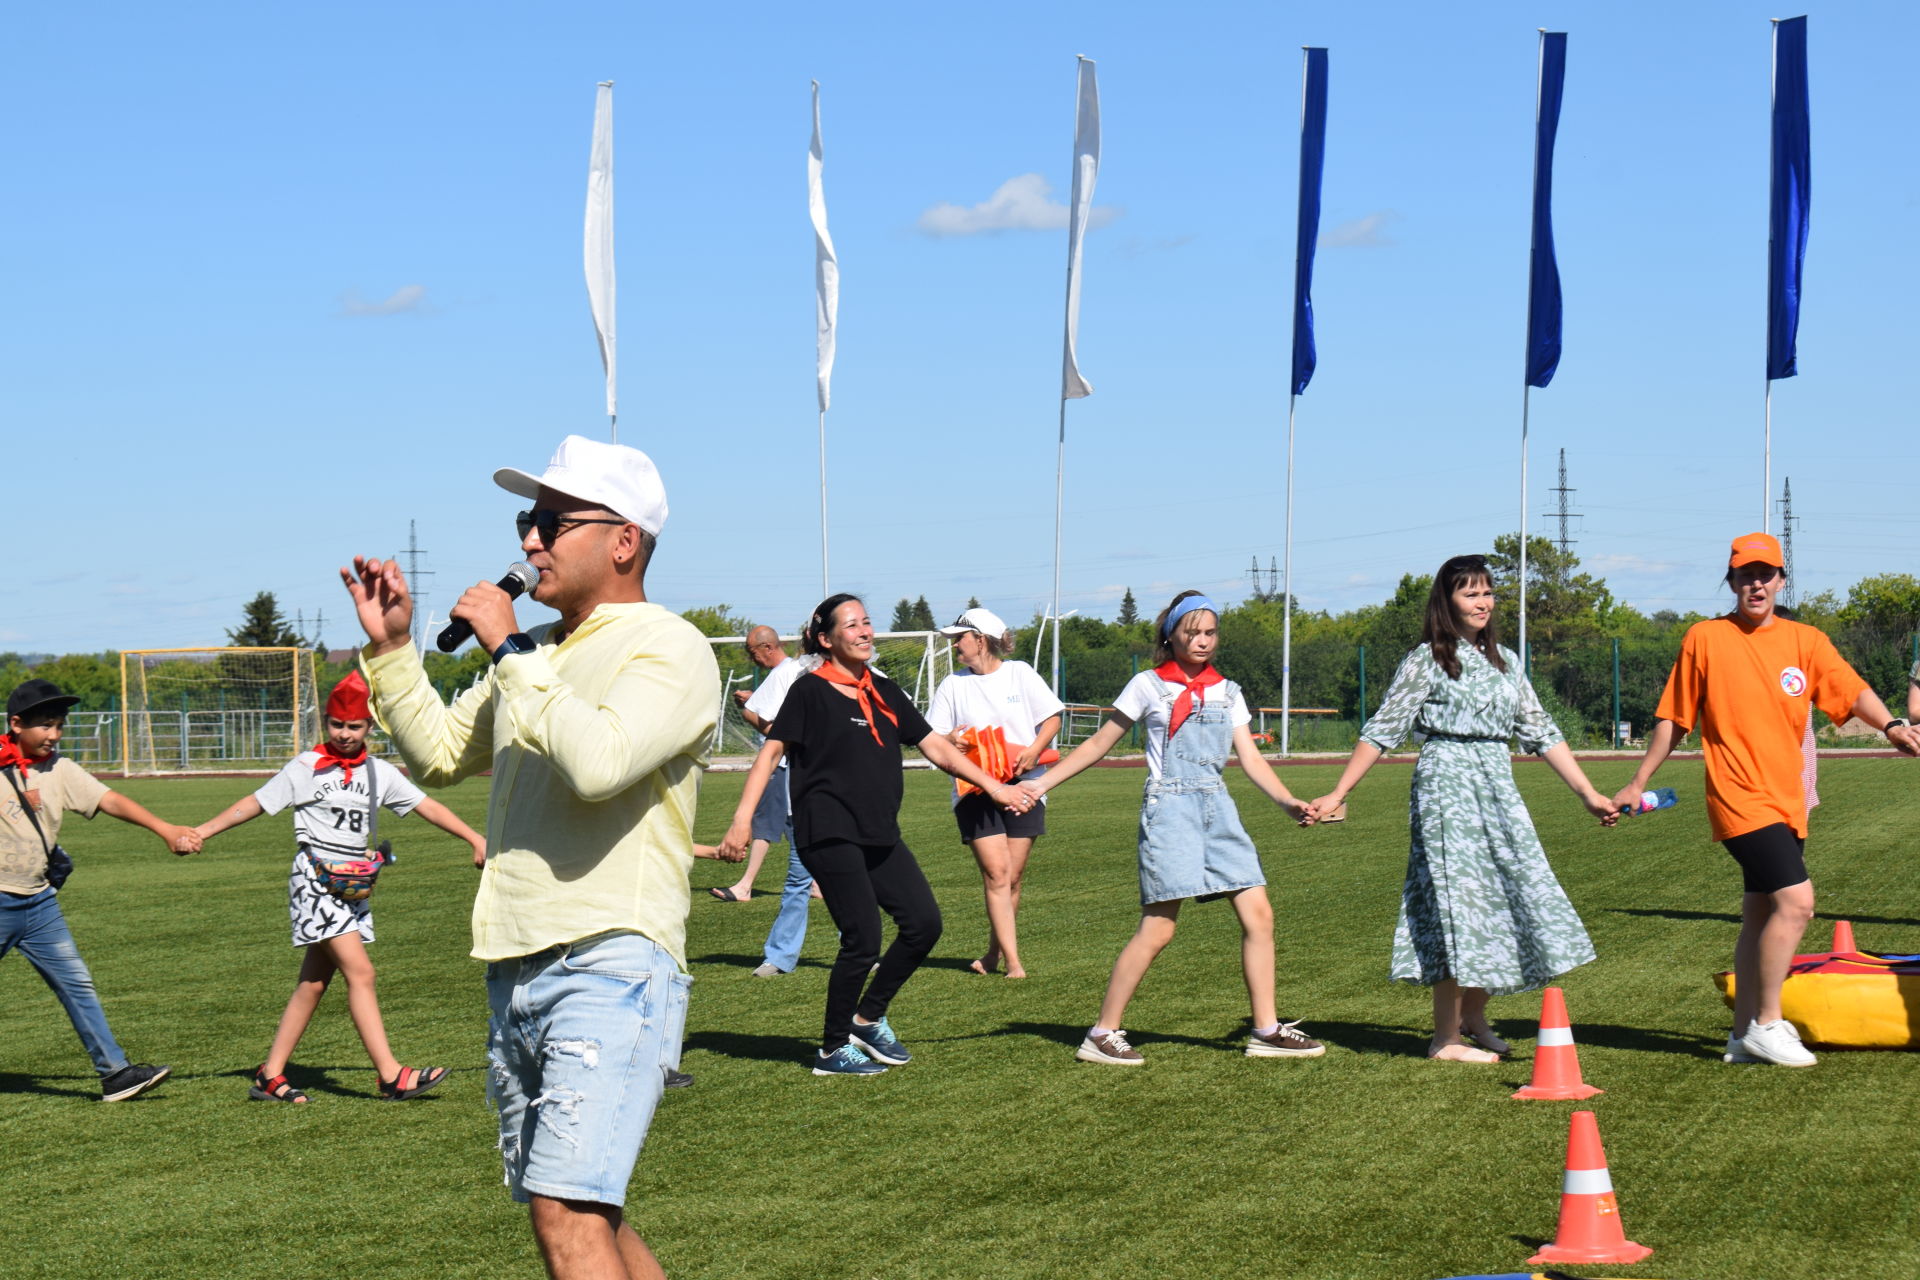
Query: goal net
119 647 320 775
705 631 954 761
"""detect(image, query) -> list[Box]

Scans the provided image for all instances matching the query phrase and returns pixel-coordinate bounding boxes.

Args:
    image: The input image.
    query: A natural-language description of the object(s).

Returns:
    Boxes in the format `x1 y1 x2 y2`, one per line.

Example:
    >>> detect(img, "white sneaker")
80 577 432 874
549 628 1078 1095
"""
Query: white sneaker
1723 1032 1761 1064
1741 1018 1817 1067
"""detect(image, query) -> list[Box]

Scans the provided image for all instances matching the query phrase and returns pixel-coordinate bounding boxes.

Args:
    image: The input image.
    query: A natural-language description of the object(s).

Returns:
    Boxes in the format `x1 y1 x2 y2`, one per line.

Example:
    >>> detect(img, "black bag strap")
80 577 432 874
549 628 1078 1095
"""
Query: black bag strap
4 764 54 858
366 758 381 854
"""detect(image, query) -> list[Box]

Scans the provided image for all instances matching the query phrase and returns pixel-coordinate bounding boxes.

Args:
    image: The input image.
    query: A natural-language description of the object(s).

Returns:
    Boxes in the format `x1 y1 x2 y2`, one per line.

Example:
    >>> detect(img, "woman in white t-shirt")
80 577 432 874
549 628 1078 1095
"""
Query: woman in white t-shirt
927 607 1065 979
1020 591 1327 1066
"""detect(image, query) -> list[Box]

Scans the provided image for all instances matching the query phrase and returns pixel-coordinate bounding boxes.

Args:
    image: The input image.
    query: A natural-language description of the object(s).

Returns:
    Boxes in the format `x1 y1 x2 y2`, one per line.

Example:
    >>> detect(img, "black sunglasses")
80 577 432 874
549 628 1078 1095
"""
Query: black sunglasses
516 509 627 544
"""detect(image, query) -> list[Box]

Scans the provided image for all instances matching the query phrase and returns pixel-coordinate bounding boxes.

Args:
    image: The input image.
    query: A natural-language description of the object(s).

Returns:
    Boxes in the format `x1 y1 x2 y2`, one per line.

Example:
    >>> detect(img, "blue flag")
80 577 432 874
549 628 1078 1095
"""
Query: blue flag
1525 32 1567 389
1290 48 1328 396
1768 16 1811 381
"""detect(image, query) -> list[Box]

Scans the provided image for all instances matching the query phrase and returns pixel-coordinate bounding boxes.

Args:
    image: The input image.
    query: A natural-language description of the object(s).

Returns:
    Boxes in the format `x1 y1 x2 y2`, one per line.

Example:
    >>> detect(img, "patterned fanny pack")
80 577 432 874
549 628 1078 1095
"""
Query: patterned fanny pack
305 841 392 902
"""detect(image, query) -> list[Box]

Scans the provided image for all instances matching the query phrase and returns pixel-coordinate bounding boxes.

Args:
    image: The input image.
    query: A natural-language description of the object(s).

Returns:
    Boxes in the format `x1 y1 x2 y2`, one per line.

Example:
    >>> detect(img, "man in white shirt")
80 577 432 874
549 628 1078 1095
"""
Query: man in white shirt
345 435 717 1280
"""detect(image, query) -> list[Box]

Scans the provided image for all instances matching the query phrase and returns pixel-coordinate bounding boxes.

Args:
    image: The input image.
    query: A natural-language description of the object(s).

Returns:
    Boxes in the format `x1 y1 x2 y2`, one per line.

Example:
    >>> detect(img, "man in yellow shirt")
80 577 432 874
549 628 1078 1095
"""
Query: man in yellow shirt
343 436 718 1280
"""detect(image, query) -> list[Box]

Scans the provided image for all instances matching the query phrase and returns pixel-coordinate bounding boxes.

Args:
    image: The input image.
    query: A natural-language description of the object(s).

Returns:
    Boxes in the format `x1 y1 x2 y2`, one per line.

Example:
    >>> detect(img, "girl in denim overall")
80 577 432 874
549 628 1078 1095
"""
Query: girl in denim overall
1020 591 1329 1066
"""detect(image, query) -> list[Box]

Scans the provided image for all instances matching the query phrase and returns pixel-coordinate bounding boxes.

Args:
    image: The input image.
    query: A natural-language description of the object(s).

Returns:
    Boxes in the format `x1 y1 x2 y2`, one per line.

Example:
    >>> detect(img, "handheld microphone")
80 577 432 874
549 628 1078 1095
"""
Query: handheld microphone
437 562 539 653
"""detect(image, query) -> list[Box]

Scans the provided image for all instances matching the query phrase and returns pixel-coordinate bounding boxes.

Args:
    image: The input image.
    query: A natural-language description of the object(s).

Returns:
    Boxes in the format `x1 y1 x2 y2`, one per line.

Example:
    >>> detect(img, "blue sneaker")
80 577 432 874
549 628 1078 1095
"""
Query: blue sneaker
812 1044 887 1076
849 1017 911 1066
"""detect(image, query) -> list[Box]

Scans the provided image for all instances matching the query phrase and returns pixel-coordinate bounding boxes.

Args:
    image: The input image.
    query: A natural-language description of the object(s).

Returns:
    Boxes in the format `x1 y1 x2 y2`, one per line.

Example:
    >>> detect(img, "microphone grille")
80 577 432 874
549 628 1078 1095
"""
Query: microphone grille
504 562 539 595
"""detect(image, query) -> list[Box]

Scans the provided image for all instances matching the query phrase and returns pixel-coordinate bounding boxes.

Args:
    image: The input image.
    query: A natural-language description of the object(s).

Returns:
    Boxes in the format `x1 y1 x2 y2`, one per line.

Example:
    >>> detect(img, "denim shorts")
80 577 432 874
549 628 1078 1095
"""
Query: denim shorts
486 931 692 1206
750 767 791 844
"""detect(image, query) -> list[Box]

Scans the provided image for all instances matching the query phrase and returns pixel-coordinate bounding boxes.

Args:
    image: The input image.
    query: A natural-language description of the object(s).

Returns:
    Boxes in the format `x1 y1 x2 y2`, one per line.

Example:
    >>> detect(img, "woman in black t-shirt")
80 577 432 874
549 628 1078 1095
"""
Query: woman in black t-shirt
721 594 1031 1076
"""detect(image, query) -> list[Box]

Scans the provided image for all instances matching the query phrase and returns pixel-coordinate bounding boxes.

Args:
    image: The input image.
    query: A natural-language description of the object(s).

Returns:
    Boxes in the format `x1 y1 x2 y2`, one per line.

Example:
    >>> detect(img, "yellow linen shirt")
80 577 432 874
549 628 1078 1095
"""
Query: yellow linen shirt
362 601 719 966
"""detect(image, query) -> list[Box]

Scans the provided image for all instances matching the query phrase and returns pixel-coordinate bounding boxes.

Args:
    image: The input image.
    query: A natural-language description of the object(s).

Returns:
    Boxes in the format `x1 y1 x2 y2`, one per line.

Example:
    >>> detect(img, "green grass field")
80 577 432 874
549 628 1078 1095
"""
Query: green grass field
4 757 1918 1279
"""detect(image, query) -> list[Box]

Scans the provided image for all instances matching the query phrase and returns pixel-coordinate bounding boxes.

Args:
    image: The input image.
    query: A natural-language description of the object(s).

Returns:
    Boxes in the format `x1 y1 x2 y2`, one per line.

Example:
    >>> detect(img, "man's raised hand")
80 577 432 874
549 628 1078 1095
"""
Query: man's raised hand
341 556 415 655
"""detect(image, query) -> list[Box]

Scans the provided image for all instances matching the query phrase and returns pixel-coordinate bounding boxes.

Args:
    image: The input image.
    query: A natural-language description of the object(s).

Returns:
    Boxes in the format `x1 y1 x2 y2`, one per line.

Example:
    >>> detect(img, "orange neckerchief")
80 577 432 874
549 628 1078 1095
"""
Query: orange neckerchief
311 743 371 787
812 662 898 746
1153 660 1224 741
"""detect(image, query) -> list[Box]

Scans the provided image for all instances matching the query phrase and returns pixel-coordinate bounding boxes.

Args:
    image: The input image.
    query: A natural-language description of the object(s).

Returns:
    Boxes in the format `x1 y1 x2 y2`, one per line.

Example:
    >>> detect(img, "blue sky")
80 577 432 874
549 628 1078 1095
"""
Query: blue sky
8 1 1917 654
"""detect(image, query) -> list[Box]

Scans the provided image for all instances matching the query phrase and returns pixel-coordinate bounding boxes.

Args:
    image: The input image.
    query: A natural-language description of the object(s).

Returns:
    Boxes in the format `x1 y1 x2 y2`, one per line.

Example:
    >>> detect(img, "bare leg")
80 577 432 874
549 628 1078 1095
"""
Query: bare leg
530 1196 662 1280
969 834 1034 978
725 839 771 899
262 945 338 1078
1230 887 1277 1027
1094 902 1181 1031
1457 986 1508 1053
1428 979 1496 1061
320 932 401 1082
1736 879 1815 1032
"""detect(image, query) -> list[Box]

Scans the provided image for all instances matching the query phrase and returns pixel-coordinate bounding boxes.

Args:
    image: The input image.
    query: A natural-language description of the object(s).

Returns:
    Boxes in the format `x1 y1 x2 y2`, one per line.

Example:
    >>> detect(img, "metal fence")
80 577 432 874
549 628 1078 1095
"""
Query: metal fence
64 710 400 774
705 631 953 758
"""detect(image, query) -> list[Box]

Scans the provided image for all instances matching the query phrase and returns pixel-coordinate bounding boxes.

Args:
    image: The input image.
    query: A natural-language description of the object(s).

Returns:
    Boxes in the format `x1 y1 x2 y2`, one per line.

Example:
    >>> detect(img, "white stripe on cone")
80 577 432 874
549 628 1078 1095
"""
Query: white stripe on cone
1563 1167 1615 1196
1537 1026 1575 1047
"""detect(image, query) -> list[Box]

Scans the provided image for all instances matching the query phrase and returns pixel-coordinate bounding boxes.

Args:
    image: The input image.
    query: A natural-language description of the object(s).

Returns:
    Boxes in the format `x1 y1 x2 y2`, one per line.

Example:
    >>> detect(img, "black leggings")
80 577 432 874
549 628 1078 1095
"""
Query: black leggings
1722 822 1809 894
798 839 943 1052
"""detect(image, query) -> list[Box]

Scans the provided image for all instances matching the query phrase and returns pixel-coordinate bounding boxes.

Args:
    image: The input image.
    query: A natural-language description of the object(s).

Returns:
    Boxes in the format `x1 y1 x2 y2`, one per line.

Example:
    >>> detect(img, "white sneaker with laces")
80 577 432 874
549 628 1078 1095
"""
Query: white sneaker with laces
1723 1031 1761 1064
1741 1018 1817 1067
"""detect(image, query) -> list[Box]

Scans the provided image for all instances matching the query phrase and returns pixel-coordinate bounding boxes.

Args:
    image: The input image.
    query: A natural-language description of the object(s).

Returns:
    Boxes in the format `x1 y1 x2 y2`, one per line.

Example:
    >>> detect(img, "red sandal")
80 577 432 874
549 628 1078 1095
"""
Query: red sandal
249 1065 309 1103
377 1065 448 1100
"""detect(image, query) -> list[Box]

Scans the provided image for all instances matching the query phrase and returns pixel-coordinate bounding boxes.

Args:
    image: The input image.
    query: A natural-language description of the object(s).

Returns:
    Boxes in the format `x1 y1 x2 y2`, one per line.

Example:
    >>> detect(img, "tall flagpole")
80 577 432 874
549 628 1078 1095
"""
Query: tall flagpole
584 82 618 443
1052 56 1100 696
1520 32 1568 672
1765 22 1775 532
810 80 839 596
1283 47 1328 758
1765 16 1812 533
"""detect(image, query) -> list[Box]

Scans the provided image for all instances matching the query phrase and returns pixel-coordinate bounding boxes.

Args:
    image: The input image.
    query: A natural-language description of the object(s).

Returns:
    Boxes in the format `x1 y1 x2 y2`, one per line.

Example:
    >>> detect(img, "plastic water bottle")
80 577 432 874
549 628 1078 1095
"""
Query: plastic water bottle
1621 788 1678 817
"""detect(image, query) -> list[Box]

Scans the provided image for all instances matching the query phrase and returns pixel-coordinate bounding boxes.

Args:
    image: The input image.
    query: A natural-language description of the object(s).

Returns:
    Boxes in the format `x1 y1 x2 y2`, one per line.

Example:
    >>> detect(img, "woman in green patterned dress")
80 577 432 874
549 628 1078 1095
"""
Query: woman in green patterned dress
1307 555 1617 1063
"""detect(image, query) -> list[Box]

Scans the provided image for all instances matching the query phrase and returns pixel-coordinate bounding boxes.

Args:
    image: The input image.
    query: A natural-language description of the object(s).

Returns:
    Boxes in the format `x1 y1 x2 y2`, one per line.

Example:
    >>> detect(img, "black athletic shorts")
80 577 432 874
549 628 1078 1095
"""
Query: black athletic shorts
953 773 1048 844
1721 822 1809 894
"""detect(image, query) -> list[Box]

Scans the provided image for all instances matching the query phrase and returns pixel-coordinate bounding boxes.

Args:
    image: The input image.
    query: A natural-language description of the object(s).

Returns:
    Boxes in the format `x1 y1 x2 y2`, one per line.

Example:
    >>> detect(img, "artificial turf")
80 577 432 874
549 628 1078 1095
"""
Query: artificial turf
3 757 1917 1279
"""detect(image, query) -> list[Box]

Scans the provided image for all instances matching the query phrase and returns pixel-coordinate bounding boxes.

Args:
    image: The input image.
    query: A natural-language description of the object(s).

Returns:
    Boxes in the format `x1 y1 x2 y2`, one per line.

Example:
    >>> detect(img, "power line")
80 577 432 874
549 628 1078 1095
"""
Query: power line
1550 447 1581 556
1777 477 1800 607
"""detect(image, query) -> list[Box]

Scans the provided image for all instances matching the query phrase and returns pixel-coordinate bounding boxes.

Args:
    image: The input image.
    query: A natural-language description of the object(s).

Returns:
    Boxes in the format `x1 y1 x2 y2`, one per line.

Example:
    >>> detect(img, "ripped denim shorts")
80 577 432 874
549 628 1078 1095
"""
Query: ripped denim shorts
486 930 693 1205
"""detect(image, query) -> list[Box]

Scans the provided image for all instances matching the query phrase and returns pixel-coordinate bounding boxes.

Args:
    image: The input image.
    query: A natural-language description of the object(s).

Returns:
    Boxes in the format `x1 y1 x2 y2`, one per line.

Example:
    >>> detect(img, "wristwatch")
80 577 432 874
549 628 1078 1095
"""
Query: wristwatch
491 632 537 665
1886 718 1910 735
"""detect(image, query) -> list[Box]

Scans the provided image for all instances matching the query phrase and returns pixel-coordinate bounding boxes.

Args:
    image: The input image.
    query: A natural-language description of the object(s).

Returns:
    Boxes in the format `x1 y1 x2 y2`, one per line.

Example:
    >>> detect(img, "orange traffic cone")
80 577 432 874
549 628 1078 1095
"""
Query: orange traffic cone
1831 919 1856 953
1512 986 1602 1101
1527 1110 1653 1265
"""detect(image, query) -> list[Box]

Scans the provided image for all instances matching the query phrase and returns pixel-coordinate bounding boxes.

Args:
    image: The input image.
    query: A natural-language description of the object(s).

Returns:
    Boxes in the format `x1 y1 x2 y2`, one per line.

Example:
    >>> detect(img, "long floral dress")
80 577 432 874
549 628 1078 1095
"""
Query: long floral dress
1360 642 1595 995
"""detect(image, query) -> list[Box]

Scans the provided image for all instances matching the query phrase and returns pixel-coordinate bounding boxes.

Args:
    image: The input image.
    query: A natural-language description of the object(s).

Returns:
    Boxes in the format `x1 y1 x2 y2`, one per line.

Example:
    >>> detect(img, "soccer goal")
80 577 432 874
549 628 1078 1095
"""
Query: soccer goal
119 647 320 775
705 631 954 760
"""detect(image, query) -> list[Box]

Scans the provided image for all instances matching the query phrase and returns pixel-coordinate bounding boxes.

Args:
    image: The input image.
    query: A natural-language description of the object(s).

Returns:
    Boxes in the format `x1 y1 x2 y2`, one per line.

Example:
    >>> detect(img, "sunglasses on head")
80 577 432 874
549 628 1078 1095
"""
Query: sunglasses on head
515 509 627 544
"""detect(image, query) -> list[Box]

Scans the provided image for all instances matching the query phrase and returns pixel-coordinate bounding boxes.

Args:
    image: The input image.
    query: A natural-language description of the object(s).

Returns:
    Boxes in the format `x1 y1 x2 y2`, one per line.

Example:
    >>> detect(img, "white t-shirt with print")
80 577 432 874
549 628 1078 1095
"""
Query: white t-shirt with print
1112 669 1251 780
253 753 425 858
927 660 1065 745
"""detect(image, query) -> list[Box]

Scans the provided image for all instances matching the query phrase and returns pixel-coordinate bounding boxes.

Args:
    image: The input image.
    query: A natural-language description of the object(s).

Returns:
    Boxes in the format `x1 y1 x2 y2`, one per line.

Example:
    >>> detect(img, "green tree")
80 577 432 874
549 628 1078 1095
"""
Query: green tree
1117 588 1138 626
890 596 935 631
227 592 302 647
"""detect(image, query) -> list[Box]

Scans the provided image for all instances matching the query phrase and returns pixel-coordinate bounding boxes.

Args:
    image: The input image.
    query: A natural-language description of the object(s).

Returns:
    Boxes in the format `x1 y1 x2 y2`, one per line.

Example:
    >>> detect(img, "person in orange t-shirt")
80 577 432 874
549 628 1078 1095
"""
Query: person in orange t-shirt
1615 533 1919 1068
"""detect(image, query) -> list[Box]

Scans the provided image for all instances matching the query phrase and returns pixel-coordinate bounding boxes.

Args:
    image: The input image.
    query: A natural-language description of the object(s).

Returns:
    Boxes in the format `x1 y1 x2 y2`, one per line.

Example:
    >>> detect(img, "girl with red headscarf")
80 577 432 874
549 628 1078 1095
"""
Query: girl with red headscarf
189 673 486 1102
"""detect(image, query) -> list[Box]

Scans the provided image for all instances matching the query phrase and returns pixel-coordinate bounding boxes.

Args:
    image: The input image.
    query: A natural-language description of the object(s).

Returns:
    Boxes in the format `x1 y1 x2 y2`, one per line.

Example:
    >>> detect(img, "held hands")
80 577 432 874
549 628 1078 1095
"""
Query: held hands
1607 784 1645 817
1277 795 1314 826
988 783 1034 816
716 818 753 864
1302 793 1344 825
166 825 202 856
1888 724 1920 758
1582 791 1621 827
341 556 414 652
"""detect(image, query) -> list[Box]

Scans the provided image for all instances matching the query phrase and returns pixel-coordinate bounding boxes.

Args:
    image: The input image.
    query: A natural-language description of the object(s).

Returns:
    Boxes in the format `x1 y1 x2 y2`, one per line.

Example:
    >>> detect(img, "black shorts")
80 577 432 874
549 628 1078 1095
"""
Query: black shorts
953 788 1047 844
1722 822 1809 894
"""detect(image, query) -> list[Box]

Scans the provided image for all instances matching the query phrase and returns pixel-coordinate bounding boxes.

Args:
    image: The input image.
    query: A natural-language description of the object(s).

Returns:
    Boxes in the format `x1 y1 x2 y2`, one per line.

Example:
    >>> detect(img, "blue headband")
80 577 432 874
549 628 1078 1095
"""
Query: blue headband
1161 595 1219 638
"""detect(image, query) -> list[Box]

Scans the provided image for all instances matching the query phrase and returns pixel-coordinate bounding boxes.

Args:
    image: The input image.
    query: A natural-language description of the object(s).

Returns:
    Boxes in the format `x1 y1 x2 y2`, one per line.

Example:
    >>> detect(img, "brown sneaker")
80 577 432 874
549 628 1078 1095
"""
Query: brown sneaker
1076 1029 1145 1066
1246 1019 1326 1058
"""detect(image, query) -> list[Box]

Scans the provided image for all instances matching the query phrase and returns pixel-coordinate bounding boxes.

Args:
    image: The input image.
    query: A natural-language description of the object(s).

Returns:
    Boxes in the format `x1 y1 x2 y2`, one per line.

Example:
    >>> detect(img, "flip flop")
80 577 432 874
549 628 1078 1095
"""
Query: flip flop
708 887 744 902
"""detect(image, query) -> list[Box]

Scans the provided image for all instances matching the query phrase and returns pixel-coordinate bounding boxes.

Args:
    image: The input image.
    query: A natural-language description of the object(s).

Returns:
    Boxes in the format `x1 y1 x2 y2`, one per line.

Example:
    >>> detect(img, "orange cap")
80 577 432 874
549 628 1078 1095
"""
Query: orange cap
1728 532 1782 569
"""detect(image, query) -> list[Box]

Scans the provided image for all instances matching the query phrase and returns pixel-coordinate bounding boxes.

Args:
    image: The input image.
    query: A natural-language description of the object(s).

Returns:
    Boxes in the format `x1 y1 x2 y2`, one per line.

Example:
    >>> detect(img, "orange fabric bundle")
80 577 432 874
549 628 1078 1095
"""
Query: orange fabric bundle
953 726 1060 797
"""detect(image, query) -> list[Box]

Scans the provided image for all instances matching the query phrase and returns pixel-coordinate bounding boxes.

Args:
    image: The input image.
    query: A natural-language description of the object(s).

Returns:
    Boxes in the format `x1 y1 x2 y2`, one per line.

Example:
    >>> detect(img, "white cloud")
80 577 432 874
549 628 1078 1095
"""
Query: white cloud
1586 553 1684 577
340 284 429 317
917 174 1121 237
1320 211 1400 248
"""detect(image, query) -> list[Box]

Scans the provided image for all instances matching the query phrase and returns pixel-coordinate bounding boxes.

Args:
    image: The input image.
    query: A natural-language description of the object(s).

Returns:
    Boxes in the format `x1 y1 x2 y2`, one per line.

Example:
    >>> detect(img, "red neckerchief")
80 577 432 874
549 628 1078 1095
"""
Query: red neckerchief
1153 660 1224 741
0 736 42 798
812 663 898 746
311 742 370 787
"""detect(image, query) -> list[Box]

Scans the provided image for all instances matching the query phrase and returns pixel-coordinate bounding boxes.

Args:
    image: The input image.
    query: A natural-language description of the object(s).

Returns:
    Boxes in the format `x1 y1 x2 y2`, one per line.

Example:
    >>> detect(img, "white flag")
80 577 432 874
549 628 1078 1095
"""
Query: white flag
1061 56 1100 401
810 81 840 414
584 82 617 422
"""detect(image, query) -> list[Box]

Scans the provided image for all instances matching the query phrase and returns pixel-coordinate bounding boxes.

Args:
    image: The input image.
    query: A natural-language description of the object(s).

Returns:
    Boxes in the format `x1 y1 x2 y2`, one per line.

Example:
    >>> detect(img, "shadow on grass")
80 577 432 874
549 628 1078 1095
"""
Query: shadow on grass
684 1028 817 1065
965 1020 1239 1052
1574 1021 1722 1059
1609 907 1920 928
688 952 832 972
1288 1019 1432 1057
0 1071 97 1100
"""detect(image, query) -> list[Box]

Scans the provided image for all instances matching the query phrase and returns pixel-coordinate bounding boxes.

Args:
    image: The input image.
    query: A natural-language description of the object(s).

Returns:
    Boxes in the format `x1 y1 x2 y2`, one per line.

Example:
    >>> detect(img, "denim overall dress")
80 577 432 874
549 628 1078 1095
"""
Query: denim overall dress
1136 679 1265 905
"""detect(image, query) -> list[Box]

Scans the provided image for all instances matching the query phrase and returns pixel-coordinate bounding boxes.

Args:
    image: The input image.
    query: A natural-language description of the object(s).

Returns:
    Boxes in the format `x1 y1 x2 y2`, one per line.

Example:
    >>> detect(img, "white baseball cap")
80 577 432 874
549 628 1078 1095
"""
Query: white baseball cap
493 435 669 536
940 606 1010 639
